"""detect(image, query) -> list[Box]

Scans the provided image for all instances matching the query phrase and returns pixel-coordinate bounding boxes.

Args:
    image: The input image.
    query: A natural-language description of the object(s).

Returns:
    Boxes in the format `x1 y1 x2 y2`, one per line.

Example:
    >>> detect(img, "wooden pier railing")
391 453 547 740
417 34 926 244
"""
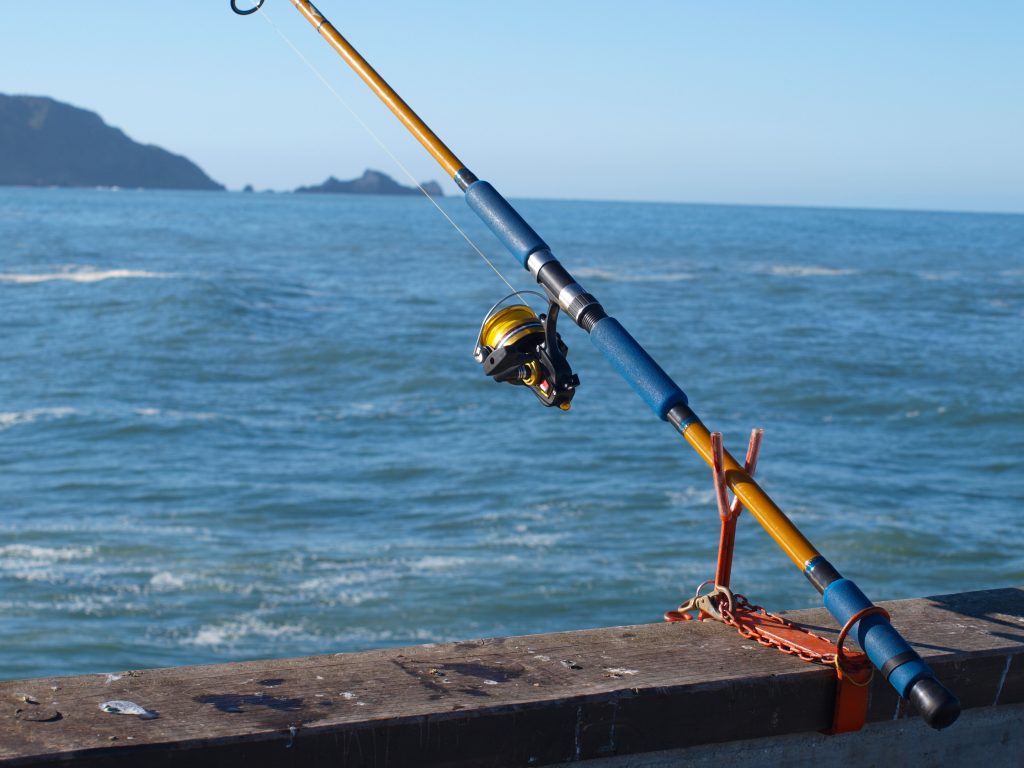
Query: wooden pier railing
2 586 1022 767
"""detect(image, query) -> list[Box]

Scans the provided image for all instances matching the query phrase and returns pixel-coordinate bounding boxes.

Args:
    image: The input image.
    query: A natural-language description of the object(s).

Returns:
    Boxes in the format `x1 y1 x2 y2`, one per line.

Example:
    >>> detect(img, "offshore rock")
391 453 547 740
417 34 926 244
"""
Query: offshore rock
295 169 443 197
0 93 224 190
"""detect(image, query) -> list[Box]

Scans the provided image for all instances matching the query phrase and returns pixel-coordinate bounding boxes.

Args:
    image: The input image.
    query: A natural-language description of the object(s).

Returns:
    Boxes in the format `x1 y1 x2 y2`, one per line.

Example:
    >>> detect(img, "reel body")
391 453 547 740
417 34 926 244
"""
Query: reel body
474 299 579 410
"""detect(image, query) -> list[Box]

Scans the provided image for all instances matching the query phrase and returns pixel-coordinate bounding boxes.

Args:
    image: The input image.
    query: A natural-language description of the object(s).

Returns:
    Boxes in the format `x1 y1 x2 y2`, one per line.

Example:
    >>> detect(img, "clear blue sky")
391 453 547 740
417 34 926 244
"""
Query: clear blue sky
2 1 1022 212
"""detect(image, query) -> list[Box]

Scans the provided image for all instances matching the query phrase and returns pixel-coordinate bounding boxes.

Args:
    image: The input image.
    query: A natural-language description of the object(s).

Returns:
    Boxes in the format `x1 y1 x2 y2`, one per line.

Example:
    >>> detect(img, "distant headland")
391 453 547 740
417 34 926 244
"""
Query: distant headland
0 94 445 197
0 94 224 191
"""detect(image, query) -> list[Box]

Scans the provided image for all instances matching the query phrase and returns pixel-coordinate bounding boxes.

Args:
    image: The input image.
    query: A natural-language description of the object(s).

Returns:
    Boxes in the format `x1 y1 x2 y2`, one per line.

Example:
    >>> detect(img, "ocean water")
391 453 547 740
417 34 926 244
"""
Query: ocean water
1 188 1022 681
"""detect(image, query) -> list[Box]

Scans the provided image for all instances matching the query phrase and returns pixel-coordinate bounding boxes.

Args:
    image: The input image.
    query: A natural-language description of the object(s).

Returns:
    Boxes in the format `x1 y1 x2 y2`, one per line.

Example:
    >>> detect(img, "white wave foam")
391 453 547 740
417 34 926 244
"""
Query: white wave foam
62 594 148 617
0 545 97 585
408 555 470 573
149 572 187 590
181 621 444 652
331 626 443 646
919 271 961 281
0 517 214 540
296 570 389 607
185 615 308 648
0 266 172 284
8 569 62 583
296 582 386 607
764 265 854 277
0 544 95 562
134 408 221 422
499 532 565 548
0 407 78 431
666 486 716 507
887 409 925 421
298 571 374 591
332 590 387 607
573 267 694 283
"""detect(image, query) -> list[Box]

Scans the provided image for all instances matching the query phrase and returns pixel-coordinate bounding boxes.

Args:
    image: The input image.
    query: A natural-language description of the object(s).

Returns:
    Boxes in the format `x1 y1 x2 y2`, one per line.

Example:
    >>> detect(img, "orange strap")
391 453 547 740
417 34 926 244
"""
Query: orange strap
823 606 889 734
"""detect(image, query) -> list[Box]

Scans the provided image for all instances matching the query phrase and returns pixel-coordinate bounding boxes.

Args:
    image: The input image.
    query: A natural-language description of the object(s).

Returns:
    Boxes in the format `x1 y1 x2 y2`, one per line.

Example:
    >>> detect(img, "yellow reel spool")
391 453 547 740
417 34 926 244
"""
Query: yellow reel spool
475 301 575 410
479 304 545 353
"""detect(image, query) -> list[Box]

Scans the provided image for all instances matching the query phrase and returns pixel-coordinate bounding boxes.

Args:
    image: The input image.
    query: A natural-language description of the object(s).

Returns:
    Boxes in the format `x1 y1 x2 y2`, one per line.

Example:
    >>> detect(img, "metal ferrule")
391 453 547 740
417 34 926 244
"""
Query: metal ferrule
667 404 698 433
453 168 478 192
803 556 843 595
556 282 587 314
556 283 599 321
525 249 557 278
534 261 605 330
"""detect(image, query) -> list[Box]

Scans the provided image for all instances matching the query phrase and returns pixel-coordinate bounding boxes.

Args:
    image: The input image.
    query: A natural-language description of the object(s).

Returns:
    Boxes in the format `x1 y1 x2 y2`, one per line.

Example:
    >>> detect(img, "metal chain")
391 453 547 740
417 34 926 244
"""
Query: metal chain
717 593 837 666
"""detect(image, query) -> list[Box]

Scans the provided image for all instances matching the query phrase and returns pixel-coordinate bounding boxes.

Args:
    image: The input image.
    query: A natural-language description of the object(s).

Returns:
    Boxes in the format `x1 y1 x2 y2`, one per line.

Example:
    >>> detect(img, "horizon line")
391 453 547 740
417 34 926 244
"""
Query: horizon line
4 184 1021 219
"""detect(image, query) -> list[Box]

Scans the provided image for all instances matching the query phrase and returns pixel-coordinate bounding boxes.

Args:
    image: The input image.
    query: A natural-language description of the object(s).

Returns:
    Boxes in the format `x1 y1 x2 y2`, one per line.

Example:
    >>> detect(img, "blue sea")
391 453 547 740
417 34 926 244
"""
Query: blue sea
1 187 1022 681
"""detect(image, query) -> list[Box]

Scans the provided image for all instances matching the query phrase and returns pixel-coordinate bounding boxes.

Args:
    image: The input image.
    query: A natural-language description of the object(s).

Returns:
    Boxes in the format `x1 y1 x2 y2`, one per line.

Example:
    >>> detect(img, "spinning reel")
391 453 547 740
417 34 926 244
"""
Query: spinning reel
473 292 580 410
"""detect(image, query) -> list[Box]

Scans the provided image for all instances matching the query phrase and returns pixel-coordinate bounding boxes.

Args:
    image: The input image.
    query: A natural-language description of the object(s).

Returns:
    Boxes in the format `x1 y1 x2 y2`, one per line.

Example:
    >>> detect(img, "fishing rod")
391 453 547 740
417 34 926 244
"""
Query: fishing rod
231 0 960 729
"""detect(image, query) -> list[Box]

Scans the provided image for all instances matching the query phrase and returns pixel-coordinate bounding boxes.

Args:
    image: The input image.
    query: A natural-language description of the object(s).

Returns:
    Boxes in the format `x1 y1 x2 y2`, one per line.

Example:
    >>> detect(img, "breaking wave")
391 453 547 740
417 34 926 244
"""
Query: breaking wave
0 544 96 562
763 264 854 277
0 407 79 431
185 615 310 648
0 266 172 284
572 267 694 283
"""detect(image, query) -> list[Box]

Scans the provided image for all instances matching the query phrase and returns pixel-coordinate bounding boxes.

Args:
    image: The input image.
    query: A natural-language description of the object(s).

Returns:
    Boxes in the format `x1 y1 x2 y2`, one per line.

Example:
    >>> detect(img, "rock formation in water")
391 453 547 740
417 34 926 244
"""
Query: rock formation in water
0 94 224 190
295 169 443 197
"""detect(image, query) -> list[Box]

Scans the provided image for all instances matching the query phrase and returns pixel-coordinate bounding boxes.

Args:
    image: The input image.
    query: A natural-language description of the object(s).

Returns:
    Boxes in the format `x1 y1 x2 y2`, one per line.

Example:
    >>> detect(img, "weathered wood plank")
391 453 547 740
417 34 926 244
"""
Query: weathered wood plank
2 586 1022 767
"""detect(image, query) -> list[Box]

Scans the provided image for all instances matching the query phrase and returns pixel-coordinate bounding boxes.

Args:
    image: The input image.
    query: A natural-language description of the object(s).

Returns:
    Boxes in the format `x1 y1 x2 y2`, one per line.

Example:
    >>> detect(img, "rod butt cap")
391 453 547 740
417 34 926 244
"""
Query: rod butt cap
907 677 961 730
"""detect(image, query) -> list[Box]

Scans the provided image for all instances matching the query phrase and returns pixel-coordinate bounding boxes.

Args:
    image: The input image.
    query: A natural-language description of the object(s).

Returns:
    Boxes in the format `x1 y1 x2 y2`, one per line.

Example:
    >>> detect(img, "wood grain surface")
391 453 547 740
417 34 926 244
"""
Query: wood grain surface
2 586 1021 767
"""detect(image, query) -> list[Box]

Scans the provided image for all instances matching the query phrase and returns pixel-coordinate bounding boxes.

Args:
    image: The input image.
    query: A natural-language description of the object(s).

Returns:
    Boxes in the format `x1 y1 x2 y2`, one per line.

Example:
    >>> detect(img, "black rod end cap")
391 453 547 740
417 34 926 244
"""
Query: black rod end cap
907 677 961 730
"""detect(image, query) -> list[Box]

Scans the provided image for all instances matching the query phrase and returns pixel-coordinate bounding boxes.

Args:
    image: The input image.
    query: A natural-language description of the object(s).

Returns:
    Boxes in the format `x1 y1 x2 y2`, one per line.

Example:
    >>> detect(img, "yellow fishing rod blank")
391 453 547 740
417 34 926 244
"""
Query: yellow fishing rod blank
232 0 962 730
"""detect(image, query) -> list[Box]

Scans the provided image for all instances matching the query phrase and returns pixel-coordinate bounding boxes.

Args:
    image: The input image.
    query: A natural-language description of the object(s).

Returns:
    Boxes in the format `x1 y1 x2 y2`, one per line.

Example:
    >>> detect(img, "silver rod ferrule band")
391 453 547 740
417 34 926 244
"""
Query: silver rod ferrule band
454 168 479 192
556 283 587 313
556 283 600 322
526 249 557 278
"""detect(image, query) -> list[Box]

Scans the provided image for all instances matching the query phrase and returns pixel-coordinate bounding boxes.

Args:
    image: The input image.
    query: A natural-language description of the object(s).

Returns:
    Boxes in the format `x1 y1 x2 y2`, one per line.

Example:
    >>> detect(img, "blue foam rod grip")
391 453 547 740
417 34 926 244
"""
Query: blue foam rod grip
823 578 931 696
589 316 688 420
465 181 548 267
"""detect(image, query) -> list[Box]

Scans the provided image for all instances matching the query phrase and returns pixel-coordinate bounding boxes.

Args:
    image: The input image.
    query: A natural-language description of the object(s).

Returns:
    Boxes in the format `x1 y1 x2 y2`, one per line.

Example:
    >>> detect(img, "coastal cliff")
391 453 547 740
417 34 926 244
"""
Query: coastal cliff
0 94 224 190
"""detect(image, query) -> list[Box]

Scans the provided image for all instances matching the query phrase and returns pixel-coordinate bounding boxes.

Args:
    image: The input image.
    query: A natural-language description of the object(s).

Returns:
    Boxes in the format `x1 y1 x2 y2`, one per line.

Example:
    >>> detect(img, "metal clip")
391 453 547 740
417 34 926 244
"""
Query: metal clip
670 581 735 622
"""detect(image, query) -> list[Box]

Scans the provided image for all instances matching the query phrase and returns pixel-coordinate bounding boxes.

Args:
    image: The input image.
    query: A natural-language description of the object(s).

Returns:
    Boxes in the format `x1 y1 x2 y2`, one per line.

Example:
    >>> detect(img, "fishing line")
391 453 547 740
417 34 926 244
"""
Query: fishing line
251 4 525 298
229 1 965 727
